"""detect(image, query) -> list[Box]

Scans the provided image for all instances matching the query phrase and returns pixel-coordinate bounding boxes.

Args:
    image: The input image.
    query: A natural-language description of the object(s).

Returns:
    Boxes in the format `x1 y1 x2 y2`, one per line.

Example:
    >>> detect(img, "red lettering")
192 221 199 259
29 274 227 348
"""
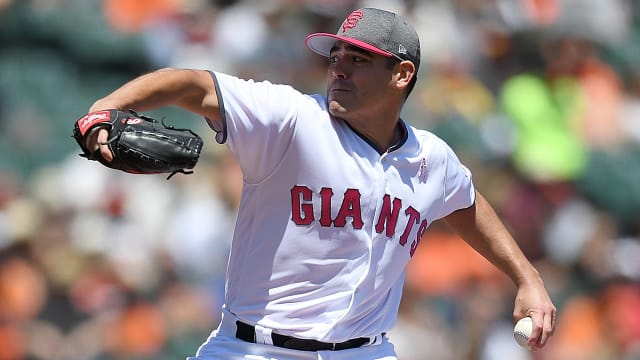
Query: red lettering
333 189 364 229
409 219 428 257
399 206 420 246
319 187 334 226
291 186 428 256
291 185 314 225
77 110 111 135
375 195 402 238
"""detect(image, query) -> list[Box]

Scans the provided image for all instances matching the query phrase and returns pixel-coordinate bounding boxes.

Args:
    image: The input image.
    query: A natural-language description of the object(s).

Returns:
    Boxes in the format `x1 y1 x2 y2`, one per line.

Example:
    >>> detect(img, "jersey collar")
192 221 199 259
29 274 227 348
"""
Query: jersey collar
344 119 408 155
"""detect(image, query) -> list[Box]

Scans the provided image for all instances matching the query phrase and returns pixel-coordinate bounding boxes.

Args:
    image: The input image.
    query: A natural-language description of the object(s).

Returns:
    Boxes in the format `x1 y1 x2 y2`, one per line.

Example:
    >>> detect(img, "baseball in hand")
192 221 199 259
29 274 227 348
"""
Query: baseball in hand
513 317 533 348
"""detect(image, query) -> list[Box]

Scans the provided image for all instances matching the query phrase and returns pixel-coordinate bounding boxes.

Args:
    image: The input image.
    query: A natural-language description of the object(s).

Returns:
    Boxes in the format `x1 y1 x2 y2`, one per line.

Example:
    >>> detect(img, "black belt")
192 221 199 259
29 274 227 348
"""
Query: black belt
235 320 371 351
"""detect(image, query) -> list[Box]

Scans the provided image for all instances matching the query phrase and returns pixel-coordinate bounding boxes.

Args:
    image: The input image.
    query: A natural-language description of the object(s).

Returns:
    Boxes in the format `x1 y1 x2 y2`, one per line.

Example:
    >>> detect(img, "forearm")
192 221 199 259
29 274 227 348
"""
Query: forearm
444 191 556 349
443 191 540 286
89 68 220 120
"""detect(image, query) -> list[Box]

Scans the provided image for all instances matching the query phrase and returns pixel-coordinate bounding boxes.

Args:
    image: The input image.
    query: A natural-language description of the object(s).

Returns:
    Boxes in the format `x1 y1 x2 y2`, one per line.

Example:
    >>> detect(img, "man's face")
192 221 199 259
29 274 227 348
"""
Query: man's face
326 42 398 119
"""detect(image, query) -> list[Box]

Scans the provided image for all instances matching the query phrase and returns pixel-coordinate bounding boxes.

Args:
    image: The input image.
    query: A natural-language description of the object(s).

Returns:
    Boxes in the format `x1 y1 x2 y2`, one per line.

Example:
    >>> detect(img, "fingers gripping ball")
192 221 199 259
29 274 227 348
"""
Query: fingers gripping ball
513 317 533 349
73 109 204 179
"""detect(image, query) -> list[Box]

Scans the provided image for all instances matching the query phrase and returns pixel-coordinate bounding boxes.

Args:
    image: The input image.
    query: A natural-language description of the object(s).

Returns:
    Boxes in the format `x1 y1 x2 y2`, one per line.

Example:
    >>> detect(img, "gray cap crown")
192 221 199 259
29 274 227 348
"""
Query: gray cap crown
306 8 420 71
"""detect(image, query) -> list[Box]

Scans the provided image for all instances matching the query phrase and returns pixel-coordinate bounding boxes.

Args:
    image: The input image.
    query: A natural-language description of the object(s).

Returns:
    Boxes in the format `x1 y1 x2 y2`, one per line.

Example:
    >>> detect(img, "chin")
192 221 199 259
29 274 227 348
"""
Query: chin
328 100 348 116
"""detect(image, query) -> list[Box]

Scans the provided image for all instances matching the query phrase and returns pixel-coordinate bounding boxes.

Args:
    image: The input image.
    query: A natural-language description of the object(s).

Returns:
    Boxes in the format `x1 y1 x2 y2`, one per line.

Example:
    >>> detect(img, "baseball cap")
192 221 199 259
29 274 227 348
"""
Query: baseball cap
306 8 420 72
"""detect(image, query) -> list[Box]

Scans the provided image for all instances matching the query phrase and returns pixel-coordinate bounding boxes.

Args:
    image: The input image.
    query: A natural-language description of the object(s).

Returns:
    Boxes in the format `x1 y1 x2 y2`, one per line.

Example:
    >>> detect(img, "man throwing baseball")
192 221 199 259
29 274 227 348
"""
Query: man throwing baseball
81 7 556 360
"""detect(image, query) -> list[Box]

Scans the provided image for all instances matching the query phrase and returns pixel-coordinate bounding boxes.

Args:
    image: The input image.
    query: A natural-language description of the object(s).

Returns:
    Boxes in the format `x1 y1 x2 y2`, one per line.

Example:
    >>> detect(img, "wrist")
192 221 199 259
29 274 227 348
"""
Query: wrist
89 99 123 113
513 267 543 288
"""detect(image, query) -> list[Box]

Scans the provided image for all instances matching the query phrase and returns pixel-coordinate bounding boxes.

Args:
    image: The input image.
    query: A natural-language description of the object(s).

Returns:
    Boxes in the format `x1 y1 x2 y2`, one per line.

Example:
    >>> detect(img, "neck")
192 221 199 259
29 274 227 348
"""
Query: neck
345 117 404 153
329 98 405 152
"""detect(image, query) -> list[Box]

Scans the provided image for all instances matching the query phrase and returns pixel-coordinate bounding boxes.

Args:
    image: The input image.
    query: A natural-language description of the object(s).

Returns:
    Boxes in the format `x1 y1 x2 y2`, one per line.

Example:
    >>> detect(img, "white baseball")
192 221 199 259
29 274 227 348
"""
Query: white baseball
513 317 533 348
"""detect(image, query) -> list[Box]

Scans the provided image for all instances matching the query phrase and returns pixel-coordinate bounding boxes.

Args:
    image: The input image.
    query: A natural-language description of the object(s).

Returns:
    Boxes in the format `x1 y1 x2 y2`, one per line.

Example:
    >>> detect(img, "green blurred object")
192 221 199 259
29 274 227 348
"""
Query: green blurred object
0 0 154 177
0 48 135 176
578 145 640 230
500 73 588 181
0 0 147 68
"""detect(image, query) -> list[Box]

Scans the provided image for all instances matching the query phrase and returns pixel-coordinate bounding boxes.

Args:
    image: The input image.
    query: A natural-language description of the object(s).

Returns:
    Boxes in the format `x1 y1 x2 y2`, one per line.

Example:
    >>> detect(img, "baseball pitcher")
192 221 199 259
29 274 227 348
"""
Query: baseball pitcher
75 7 556 360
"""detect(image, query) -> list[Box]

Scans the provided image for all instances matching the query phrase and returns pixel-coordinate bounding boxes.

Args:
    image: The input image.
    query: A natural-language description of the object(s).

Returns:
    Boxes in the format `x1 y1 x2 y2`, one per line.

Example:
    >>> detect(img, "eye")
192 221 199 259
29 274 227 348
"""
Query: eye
329 55 339 64
353 56 365 63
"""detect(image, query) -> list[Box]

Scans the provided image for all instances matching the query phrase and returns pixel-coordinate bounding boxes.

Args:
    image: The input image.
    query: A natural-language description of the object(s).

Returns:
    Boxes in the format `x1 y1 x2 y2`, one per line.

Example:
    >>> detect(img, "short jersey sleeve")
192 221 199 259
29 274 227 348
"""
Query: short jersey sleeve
209 71 305 182
438 140 476 219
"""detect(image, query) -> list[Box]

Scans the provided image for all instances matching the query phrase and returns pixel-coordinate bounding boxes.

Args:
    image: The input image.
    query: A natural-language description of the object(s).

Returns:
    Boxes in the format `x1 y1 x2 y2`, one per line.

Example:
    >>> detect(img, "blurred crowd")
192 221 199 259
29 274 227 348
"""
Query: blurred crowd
1 0 640 359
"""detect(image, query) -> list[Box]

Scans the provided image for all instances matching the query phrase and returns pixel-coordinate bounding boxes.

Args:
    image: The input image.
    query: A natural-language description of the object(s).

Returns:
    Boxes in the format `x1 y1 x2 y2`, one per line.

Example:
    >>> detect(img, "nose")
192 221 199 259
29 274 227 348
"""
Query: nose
330 59 348 79
331 67 346 80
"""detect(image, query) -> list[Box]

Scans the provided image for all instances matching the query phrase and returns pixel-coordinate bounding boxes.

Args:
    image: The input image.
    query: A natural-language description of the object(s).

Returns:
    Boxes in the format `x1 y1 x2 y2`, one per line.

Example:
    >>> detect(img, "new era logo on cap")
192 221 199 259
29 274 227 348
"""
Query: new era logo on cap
306 8 421 72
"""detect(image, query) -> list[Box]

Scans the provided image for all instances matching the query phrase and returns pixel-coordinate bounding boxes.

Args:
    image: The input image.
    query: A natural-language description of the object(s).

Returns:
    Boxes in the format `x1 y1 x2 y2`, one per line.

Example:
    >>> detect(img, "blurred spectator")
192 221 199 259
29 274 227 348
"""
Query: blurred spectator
103 0 185 34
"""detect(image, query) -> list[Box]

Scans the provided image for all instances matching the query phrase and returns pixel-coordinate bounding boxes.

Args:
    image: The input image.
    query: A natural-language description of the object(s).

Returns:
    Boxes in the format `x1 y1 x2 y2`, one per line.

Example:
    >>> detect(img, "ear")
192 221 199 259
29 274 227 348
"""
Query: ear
395 60 416 91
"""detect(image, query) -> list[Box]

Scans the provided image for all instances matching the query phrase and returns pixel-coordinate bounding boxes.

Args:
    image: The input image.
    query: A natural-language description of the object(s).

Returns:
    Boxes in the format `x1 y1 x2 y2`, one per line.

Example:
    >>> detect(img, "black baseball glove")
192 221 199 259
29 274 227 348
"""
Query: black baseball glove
73 109 204 179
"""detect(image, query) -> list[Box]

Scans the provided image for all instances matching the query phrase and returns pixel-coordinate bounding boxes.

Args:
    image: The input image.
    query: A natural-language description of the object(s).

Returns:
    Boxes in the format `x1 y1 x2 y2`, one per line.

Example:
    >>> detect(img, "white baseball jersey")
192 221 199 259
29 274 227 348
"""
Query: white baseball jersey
206 71 475 343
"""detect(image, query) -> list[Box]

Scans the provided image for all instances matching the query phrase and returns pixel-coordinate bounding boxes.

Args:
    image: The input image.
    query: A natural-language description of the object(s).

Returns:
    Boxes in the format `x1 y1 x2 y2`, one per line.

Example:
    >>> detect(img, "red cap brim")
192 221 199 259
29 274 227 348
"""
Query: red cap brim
306 33 394 58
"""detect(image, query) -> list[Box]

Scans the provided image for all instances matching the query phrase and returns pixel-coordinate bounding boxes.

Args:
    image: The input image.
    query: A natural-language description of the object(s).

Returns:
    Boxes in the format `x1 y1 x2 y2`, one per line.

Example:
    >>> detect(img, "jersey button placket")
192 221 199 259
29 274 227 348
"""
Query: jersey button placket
372 155 389 238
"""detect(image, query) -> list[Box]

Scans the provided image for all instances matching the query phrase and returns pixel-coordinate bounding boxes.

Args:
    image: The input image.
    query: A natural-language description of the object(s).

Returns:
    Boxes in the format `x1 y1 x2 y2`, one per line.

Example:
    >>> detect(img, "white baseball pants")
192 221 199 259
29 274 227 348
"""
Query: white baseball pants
187 311 398 360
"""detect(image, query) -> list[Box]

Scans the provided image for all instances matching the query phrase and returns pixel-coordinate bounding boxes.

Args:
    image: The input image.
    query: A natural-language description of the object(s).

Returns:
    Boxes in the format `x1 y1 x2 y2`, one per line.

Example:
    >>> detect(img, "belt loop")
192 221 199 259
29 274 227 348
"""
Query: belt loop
254 324 273 346
367 333 384 346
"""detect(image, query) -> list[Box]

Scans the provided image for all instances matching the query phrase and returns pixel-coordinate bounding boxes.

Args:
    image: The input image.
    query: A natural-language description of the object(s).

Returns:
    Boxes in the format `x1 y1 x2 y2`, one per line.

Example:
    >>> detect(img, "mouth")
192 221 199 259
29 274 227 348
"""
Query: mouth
329 85 351 96
329 79 351 93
